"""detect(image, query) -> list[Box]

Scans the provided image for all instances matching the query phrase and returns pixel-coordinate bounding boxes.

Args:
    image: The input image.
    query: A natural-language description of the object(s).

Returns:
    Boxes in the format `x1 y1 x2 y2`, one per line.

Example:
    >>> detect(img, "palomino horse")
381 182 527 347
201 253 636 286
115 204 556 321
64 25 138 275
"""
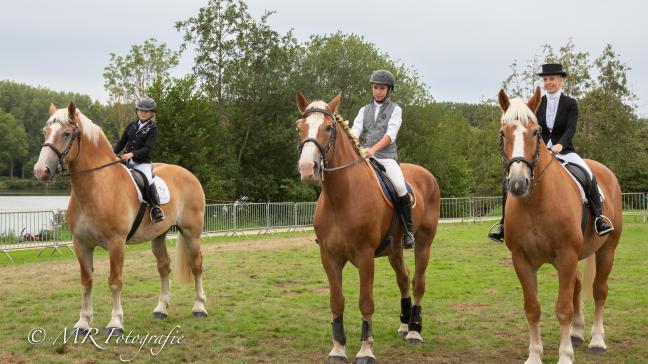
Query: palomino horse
497 88 622 364
34 102 207 335
296 93 440 363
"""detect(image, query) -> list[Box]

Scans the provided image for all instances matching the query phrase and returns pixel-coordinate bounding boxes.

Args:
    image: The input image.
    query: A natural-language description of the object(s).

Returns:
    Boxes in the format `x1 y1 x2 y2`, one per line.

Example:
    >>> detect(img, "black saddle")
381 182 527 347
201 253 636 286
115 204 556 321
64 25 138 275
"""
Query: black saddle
562 162 592 233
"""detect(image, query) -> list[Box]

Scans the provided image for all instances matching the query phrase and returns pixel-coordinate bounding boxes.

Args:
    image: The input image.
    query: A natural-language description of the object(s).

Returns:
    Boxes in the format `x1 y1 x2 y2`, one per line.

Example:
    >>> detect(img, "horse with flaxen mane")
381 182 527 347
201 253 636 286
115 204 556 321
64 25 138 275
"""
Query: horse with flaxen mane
34 102 208 336
497 88 622 364
295 93 440 364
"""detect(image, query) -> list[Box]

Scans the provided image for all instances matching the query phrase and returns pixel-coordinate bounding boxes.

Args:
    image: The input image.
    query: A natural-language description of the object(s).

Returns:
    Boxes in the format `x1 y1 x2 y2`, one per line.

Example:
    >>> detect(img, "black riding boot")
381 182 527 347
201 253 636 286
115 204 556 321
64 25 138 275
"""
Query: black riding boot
589 177 614 236
148 182 165 223
398 195 415 249
488 179 507 243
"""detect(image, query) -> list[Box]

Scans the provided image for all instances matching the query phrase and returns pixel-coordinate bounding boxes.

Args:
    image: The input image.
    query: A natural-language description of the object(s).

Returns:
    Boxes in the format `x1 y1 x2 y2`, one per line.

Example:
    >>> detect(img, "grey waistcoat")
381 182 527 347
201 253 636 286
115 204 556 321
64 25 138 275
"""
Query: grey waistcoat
361 98 398 160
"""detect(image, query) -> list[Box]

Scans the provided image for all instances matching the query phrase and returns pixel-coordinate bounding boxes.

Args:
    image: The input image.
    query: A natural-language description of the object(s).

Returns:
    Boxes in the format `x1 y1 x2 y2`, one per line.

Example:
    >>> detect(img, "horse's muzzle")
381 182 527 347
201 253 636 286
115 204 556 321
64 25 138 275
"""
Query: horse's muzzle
508 176 530 197
298 160 320 184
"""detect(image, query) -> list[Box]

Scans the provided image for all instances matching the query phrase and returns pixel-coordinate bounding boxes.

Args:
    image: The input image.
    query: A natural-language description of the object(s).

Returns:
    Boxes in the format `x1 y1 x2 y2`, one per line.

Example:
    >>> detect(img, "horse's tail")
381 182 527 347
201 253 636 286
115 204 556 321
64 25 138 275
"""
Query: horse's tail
175 232 194 285
582 253 596 300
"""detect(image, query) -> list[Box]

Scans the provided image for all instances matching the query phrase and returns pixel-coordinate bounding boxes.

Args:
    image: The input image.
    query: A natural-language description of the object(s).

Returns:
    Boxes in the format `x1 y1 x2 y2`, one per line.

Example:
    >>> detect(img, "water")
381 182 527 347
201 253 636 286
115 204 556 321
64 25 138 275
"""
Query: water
0 191 70 212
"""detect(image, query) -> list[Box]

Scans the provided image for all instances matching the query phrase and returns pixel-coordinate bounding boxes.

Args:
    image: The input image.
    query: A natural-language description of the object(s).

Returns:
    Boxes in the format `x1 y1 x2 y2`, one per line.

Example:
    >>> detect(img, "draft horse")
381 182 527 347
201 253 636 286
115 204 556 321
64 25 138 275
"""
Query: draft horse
34 102 208 335
497 88 622 364
295 93 440 363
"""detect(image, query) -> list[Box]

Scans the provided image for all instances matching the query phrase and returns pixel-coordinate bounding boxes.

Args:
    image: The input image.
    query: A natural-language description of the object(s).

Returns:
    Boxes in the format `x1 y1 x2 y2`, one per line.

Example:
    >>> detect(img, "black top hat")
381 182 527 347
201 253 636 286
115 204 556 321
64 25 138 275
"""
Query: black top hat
538 63 568 77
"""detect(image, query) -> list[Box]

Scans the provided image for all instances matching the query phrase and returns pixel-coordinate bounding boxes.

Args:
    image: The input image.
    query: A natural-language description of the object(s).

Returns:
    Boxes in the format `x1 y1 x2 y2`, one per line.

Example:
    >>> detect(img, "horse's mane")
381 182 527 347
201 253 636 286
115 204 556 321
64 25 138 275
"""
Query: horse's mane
501 98 537 127
334 113 367 158
48 108 106 146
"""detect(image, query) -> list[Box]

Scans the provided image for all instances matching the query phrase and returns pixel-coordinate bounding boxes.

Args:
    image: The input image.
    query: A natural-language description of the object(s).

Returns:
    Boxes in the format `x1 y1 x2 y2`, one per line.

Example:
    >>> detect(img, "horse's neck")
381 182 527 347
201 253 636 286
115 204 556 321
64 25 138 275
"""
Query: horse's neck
520 148 570 207
68 135 126 201
320 126 371 207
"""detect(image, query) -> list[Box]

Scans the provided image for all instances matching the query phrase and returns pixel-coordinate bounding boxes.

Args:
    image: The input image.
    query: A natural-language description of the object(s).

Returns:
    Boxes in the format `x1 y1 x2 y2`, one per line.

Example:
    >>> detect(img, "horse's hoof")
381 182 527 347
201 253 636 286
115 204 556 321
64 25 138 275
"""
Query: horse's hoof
152 311 167 320
588 346 607 355
106 327 123 337
570 335 584 347
192 311 208 318
353 357 376 364
73 327 89 336
405 331 423 344
397 331 408 338
326 355 347 364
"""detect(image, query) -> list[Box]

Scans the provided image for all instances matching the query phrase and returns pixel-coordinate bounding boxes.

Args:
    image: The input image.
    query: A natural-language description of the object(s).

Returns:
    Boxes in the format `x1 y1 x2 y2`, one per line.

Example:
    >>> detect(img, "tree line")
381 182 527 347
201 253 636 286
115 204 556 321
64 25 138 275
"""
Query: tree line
1 0 646 200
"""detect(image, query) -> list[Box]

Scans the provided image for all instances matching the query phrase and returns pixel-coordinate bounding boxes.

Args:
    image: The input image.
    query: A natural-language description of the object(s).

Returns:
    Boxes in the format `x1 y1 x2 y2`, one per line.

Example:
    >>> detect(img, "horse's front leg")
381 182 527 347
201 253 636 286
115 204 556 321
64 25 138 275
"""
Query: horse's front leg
106 239 126 336
512 251 543 364
555 252 579 364
73 239 95 334
321 248 347 364
354 250 376 364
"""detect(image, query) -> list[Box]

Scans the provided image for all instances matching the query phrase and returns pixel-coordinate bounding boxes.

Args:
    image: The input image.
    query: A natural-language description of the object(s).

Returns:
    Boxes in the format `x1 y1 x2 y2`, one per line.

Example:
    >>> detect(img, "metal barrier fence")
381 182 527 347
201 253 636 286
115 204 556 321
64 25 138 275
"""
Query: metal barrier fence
1 194 646 261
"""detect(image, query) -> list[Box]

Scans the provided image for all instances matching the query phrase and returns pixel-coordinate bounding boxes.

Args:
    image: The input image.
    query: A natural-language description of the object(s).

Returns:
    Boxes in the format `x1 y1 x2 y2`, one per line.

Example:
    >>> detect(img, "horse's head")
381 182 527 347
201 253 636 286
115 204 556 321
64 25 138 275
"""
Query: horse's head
34 102 83 181
295 92 341 183
498 87 543 197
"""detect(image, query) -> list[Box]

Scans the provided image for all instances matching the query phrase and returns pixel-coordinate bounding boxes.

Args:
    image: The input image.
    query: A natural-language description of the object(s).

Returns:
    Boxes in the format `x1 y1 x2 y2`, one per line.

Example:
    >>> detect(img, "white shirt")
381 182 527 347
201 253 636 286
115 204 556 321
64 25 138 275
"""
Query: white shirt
545 90 562 132
137 120 150 130
351 100 403 143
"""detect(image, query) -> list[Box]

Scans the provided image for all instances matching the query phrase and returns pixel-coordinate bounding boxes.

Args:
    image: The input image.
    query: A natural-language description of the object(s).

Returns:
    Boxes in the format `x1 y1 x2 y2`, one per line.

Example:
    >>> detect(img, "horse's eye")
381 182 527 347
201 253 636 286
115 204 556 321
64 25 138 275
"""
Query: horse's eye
533 129 540 136
325 125 333 132
63 131 72 138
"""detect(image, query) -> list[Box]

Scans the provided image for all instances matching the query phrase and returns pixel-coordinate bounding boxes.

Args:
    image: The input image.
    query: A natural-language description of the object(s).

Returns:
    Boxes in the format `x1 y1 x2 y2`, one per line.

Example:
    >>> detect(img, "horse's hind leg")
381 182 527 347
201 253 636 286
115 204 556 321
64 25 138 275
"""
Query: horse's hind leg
388 248 411 338
588 241 616 354
151 233 171 319
73 239 95 334
405 233 432 345
177 228 207 317
321 249 347 363
570 268 585 347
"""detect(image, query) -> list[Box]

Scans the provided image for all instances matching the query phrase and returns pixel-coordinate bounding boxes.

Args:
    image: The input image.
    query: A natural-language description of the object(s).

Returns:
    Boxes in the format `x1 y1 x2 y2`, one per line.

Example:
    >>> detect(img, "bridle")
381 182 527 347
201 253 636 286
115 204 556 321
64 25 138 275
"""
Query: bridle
499 124 555 186
298 108 367 176
41 120 120 177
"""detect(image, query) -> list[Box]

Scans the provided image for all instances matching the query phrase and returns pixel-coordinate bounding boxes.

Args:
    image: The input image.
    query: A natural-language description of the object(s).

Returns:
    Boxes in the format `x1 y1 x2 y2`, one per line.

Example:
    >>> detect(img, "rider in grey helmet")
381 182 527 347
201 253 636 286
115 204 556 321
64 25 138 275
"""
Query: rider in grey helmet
113 97 165 223
351 69 416 248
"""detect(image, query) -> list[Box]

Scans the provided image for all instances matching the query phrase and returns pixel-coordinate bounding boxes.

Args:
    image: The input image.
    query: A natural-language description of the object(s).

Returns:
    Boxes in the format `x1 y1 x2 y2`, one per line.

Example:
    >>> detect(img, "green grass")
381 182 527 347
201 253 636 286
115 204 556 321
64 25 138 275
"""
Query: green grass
1 223 647 363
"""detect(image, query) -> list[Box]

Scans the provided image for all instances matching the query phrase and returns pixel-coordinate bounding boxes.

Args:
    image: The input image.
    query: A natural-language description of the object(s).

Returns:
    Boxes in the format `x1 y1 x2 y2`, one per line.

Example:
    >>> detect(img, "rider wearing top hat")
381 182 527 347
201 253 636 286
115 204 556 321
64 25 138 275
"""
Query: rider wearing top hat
488 63 614 242
351 69 416 249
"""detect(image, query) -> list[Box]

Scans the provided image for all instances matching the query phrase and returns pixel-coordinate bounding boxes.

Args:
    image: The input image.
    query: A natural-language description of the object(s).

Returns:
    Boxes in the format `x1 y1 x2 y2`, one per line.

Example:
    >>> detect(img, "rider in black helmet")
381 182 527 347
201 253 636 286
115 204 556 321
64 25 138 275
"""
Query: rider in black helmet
351 69 416 249
113 97 165 223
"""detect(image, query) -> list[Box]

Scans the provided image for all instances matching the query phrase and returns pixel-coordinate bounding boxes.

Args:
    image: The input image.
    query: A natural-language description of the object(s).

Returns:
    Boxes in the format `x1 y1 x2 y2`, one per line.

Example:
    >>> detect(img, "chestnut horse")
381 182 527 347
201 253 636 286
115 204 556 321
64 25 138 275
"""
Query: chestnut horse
497 88 622 364
296 93 440 364
34 102 207 336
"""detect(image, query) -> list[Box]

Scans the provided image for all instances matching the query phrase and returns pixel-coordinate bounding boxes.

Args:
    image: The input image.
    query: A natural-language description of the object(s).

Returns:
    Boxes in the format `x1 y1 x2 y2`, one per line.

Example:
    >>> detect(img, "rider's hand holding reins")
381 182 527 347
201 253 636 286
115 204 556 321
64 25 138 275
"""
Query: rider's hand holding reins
121 152 134 161
550 144 563 154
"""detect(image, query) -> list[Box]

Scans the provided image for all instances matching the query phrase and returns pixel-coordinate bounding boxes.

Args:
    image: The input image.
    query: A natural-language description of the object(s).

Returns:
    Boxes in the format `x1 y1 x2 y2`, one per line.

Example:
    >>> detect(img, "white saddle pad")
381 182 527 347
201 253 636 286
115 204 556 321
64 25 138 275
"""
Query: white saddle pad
123 165 170 205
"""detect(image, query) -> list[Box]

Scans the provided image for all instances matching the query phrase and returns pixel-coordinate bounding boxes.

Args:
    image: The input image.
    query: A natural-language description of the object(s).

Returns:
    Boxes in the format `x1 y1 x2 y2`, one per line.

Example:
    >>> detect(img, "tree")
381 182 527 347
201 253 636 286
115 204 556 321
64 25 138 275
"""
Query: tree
0 109 28 178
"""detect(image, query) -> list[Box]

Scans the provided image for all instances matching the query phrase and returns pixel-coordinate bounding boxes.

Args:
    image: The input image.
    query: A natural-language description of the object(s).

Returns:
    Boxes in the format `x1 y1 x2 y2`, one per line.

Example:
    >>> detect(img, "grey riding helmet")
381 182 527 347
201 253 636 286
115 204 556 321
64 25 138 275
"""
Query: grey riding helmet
370 69 395 90
135 97 157 111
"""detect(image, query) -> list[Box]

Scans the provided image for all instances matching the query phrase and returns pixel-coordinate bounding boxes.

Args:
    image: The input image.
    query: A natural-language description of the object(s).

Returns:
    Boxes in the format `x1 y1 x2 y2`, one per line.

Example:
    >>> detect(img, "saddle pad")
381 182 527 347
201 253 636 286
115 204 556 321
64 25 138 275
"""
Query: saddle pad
367 160 416 209
122 164 170 205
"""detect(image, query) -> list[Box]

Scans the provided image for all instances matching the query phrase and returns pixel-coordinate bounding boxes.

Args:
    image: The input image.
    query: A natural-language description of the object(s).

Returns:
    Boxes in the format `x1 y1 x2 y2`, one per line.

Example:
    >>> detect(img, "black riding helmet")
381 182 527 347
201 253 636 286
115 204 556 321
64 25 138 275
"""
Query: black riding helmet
370 69 395 91
135 97 157 112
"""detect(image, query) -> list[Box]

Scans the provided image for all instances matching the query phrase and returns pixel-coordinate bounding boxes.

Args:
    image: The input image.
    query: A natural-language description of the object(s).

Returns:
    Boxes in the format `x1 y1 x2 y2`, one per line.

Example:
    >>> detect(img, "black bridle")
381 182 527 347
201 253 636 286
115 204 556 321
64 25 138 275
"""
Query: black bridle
41 120 120 177
499 125 543 183
297 108 367 176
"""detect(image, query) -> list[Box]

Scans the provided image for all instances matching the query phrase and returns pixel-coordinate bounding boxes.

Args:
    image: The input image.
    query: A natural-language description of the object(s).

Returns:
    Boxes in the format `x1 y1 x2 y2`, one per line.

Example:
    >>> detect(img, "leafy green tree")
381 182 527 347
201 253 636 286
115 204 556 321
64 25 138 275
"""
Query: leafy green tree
0 109 28 178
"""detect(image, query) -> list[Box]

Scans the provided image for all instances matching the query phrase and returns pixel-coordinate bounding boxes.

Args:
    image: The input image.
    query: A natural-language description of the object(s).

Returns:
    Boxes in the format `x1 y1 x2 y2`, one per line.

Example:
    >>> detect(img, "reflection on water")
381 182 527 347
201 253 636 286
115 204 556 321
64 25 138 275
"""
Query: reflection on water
0 194 70 211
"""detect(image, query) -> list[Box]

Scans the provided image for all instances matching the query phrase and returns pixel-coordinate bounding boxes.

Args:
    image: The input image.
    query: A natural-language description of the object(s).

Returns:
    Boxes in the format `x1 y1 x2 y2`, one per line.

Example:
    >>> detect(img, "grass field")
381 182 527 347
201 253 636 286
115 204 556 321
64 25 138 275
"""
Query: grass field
1 222 647 363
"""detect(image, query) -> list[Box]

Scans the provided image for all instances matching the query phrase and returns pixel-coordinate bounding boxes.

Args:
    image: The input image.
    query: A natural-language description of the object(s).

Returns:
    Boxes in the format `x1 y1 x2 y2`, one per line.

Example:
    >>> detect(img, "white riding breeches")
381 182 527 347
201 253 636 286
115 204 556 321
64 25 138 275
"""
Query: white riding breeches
130 162 154 185
374 158 408 197
555 151 593 179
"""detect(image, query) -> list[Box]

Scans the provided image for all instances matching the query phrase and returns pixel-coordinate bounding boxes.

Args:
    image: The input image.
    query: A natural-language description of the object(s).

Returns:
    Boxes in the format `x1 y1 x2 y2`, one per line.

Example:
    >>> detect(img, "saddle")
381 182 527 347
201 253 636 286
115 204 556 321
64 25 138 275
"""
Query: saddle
367 158 416 256
561 162 593 234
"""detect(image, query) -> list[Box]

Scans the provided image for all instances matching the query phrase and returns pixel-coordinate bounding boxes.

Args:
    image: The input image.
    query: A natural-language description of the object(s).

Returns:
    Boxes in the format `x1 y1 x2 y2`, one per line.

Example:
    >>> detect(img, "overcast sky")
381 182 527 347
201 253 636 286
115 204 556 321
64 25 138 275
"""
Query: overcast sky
1 0 646 116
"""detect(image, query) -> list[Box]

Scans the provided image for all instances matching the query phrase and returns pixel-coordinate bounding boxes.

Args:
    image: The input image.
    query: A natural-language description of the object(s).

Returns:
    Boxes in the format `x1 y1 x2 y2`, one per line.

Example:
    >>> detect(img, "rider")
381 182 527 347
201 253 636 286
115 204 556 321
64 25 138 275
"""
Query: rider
351 69 415 249
113 97 165 223
488 63 614 242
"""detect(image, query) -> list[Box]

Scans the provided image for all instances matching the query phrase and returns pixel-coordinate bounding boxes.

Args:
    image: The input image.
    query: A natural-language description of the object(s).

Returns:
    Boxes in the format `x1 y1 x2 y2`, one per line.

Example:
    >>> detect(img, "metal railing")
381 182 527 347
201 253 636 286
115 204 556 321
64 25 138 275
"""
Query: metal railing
1 194 646 261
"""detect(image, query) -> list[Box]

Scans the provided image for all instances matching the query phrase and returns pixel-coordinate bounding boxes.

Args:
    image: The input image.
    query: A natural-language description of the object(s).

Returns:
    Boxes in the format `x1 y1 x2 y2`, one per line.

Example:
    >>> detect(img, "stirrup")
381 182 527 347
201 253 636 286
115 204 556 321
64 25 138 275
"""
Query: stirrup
487 222 504 243
150 207 165 223
402 232 415 249
594 216 614 236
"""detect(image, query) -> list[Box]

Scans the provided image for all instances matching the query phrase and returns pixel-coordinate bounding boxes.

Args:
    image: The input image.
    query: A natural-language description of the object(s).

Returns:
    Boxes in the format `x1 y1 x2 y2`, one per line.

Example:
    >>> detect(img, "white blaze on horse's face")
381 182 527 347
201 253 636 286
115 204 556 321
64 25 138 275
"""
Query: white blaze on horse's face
297 101 328 183
501 99 540 197
34 111 75 181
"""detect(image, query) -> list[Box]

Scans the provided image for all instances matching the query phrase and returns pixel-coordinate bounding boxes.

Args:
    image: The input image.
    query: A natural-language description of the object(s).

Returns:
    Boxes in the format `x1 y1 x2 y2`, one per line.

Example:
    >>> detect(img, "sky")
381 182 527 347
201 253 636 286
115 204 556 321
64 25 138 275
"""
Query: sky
1 0 647 116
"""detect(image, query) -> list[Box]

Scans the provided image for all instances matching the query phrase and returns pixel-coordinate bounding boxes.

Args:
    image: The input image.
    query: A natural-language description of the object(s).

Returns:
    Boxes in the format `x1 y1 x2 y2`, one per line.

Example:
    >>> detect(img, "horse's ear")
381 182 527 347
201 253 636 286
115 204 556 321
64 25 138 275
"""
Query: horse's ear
68 101 77 119
49 103 57 115
498 89 510 111
328 93 342 113
296 92 309 114
527 86 542 113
